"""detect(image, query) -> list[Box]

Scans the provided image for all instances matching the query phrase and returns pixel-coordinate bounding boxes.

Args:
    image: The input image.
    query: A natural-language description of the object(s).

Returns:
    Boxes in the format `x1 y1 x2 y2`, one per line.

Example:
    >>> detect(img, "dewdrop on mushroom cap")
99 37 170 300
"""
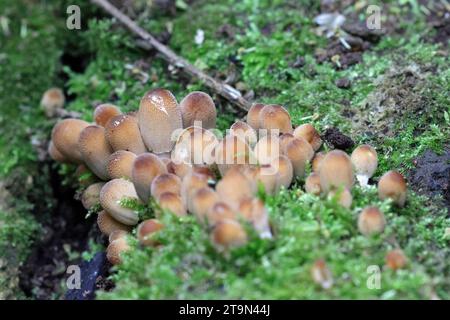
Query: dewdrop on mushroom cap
293 123 322 151
107 150 136 180
138 88 182 154
131 153 167 202
179 91 217 129
378 170 407 207
319 150 354 193
99 178 141 226
51 118 89 163
351 144 378 187
78 125 113 181
105 114 147 155
94 103 121 127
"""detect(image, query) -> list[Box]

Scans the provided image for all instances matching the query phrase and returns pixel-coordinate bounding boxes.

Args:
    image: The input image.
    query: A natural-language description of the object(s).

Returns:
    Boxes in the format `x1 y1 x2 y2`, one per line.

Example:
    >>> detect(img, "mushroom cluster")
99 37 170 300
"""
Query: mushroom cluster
48 88 409 268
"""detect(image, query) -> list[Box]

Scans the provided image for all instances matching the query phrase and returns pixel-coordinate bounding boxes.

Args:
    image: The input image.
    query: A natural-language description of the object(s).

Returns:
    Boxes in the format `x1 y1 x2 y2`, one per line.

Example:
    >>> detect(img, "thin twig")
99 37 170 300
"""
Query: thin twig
91 0 251 112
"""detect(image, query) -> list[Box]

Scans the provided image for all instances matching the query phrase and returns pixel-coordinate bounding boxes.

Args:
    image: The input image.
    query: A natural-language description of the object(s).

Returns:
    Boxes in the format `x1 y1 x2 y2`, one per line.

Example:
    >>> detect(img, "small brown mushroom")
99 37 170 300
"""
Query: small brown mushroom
138 88 182 154
259 104 293 135
327 187 352 209
97 210 132 236
41 88 65 117
305 172 321 195
137 219 164 247
107 150 136 180
181 171 210 213
246 103 265 130
230 121 257 147
385 249 408 270
378 170 407 207
273 155 294 192
211 219 248 250
216 167 254 210
253 134 280 165
81 182 105 210
51 119 90 163
105 114 147 154
311 259 333 289
94 103 121 127
351 145 378 187
79 125 113 180
166 160 192 180
214 135 253 175
279 133 296 153
293 123 322 151
131 153 167 202
319 150 354 193
48 141 68 163
158 192 187 217
311 151 326 173
108 230 129 243
357 206 386 236
206 202 238 227
239 198 272 238
151 173 182 200
284 137 314 178
191 187 220 223
99 178 141 226
179 91 217 129
106 236 130 265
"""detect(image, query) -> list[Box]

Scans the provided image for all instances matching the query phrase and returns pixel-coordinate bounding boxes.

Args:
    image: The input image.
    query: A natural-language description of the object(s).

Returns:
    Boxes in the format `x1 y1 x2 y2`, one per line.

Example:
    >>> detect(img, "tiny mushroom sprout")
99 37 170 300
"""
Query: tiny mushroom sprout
137 219 164 247
97 210 132 237
151 173 182 200
78 125 113 181
107 236 130 265
357 206 386 236
138 88 182 154
311 259 333 289
293 123 322 151
246 103 265 130
41 88 65 117
385 249 408 270
327 187 352 209
107 150 137 180
179 91 217 129
94 103 121 127
239 198 272 239
351 144 378 187
305 172 322 195
378 170 407 207
216 166 255 210
131 153 167 202
259 104 293 135
51 118 90 163
319 150 354 194
192 187 220 223
211 219 248 250
230 121 257 147
100 178 141 226
283 137 314 178
105 114 147 154
158 192 187 217
81 182 105 210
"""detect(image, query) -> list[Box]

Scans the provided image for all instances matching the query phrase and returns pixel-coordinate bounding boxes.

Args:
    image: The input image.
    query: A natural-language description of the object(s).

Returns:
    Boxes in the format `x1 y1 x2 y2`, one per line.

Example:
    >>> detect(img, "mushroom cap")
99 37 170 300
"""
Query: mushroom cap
357 206 386 236
312 151 326 173
107 150 136 180
206 202 238 227
166 160 192 180
79 125 113 180
138 88 183 154
151 173 182 200
181 172 210 213
293 123 322 151
172 126 218 166
94 103 121 127
259 104 293 135
216 167 254 210
41 88 65 117
131 153 167 202
273 155 294 192
211 219 248 250
158 192 187 217
246 103 265 130
137 219 164 247
238 198 271 238
385 249 408 270
214 135 253 175
106 237 130 265
81 182 105 210
327 187 352 209
311 259 333 289
51 118 90 163
284 137 314 178
191 187 220 223
108 230 129 243
256 164 278 195
305 172 322 195
105 114 147 154
378 170 407 207
319 150 354 193
100 178 141 226
253 134 280 165
230 121 257 147
179 91 217 129
279 133 296 153
48 141 68 163
97 210 132 236
351 144 378 187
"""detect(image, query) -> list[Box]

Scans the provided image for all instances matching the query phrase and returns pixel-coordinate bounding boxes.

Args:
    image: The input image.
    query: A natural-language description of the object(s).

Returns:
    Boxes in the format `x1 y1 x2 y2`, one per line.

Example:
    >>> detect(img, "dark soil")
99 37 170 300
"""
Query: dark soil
18 163 100 300
410 147 450 212
321 127 355 151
